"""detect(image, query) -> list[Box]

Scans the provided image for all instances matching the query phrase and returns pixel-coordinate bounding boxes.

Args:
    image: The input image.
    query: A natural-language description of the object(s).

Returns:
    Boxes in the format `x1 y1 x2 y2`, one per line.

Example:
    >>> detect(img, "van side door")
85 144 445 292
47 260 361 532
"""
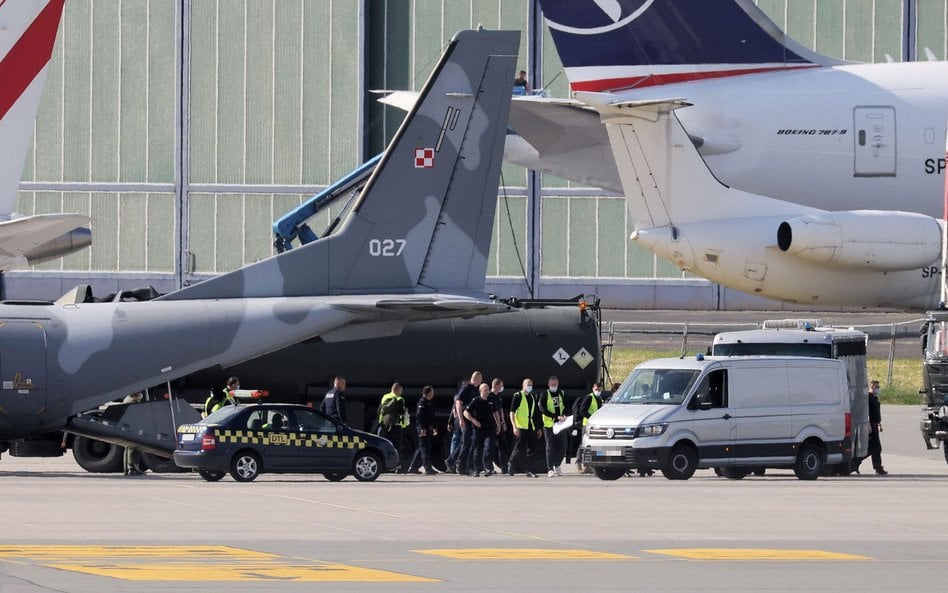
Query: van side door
689 369 734 465
730 366 792 463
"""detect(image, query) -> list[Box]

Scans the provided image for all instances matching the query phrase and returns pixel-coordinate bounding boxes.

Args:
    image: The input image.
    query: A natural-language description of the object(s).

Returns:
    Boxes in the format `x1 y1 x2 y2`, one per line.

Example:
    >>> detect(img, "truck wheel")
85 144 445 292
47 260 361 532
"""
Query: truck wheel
72 437 124 473
593 467 625 481
720 467 748 480
661 444 697 480
141 452 186 473
323 472 347 482
230 451 261 482
352 451 382 482
198 469 226 482
794 443 823 480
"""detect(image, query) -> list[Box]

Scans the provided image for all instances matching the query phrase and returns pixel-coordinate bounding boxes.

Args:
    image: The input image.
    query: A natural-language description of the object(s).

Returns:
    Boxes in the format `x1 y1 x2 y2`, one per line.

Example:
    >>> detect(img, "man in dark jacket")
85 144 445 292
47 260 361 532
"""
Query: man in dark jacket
867 380 887 475
408 386 438 475
320 376 347 424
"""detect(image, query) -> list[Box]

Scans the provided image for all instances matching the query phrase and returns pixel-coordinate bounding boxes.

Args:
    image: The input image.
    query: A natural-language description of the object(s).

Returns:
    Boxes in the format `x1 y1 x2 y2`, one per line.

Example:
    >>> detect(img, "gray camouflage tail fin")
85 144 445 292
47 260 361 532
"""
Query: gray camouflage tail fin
163 28 518 300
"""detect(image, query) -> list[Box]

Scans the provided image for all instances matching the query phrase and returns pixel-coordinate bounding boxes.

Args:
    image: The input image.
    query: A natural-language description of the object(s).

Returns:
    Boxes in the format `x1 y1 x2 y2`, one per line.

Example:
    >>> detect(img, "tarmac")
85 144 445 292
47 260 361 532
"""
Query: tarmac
1 405 946 592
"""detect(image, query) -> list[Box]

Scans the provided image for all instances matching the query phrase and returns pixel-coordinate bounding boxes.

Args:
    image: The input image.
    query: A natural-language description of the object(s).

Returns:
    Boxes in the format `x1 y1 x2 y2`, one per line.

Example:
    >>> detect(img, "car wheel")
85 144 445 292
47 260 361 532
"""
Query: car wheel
323 472 347 482
593 467 624 481
661 444 697 480
720 467 748 480
794 443 823 480
72 437 124 473
752 467 766 476
352 451 382 482
230 451 261 482
198 469 226 482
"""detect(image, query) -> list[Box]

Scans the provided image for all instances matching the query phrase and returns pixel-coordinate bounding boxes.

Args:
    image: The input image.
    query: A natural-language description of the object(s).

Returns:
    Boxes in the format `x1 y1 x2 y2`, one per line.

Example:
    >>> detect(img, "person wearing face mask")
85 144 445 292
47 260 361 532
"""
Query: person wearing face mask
573 382 604 474
507 377 542 477
539 375 568 477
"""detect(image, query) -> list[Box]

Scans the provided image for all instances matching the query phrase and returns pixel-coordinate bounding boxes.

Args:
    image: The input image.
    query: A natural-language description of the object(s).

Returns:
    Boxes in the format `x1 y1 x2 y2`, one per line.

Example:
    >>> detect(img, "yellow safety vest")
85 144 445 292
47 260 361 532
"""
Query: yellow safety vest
582 393 602 426
378 392 408 428
541 390 565 428
512 391 536 430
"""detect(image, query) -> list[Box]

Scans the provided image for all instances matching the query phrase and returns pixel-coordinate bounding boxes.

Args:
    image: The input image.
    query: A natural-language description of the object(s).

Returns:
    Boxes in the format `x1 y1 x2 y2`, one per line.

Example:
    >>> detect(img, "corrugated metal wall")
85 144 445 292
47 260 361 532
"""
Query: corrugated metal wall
12 0 948 295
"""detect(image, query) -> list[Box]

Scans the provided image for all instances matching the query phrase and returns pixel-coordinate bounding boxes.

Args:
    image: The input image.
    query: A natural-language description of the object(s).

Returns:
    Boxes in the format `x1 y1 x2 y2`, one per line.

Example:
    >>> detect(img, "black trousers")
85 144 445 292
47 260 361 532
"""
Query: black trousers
380 425 405 469
508 427 540 474
543 426 568 470
471 427 495 473
868 429 883 470
409 428 433 471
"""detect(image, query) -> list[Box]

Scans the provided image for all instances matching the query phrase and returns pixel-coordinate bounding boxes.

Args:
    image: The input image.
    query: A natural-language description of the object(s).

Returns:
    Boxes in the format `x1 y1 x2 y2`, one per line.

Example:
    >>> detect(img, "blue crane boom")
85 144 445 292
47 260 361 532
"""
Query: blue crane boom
272 153 382 253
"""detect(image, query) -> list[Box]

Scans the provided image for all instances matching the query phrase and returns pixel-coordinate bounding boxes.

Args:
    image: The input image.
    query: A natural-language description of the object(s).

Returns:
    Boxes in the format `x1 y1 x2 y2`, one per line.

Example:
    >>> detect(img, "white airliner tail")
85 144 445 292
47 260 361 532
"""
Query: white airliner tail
0 0 91 269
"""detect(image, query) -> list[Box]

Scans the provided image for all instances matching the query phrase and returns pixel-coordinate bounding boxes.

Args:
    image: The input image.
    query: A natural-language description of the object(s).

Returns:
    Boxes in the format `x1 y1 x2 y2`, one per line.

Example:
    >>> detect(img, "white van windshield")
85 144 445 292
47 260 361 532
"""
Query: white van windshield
612 368 700 405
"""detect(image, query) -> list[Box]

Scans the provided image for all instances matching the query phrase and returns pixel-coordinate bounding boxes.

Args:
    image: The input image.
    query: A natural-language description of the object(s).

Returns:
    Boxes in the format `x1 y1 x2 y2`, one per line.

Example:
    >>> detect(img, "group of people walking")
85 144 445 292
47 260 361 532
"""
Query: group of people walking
367 371 605 477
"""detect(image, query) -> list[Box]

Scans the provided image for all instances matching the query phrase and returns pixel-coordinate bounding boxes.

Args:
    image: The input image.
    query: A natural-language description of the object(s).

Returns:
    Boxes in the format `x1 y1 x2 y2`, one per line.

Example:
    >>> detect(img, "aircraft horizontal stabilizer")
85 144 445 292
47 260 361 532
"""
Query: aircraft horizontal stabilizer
0 214 91 269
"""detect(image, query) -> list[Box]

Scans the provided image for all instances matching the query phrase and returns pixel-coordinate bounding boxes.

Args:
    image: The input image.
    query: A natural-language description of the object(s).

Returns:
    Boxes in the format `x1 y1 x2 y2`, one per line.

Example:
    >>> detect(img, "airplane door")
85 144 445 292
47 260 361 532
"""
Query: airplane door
0 321 48 424
853 106 896 177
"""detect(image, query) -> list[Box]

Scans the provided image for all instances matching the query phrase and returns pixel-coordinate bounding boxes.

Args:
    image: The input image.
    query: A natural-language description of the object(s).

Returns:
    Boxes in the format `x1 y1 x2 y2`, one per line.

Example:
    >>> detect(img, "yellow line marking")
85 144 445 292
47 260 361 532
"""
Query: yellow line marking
414 548 635 560
0 545 275 560
44 563 438 582
645 548 871 561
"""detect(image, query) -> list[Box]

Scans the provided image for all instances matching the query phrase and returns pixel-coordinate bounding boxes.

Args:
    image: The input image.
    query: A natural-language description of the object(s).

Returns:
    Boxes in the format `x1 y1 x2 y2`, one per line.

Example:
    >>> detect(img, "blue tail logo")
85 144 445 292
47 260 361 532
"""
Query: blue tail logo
539 0 830 92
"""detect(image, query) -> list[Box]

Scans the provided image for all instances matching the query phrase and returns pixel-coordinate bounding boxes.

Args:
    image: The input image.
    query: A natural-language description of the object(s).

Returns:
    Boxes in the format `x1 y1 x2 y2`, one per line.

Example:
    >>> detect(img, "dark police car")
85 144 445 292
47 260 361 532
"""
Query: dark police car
174 403 398 482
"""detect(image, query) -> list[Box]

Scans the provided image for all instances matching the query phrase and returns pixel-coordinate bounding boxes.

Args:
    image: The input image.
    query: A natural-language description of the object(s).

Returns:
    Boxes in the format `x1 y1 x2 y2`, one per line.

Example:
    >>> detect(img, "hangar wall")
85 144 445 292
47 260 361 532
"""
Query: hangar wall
10 0 948 309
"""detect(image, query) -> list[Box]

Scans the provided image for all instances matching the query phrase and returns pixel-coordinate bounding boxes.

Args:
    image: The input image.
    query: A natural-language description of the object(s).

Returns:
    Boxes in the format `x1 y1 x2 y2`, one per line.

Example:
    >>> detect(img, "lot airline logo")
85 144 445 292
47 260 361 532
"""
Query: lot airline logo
544 0 655 35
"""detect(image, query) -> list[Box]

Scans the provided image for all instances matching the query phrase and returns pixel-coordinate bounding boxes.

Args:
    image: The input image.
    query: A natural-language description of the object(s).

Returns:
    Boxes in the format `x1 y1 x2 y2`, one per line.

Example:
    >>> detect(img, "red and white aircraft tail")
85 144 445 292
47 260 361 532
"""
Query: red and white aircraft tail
0 0 90 268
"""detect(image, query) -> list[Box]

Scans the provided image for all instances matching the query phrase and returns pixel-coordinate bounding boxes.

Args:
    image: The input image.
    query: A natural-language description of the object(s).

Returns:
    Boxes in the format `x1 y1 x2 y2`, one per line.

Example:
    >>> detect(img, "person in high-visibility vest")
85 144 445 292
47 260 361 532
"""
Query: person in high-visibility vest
539 375 568 477
203 376 239 417
574 382 604 474
507 378 541 477
377 383 408 471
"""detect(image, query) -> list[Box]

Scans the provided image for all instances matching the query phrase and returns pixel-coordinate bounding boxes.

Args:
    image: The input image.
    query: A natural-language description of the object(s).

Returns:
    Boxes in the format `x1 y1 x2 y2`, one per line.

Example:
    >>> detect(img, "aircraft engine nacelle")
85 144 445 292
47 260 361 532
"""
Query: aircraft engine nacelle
23 227 92 266
776 211 942 272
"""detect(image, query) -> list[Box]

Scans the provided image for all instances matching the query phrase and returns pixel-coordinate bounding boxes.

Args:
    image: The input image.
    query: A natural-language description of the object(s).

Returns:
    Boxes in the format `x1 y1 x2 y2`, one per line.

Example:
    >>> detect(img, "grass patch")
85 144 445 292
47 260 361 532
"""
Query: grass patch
605 347 923 405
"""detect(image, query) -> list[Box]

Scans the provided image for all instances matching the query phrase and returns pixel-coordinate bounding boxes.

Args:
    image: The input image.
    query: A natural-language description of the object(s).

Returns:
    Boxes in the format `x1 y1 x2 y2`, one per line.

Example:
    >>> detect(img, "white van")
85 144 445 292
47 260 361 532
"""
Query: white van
580 355 852 481
711 323 869 475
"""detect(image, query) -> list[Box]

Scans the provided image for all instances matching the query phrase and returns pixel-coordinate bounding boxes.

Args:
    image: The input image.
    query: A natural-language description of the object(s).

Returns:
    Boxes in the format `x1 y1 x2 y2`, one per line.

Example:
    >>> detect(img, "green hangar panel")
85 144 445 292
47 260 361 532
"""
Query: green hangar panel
11 1 948 306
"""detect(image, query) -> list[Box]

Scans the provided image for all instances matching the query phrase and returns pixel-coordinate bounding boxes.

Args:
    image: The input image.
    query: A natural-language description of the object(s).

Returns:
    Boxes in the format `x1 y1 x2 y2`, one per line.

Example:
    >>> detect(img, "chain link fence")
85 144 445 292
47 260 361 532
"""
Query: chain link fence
600 318 927 388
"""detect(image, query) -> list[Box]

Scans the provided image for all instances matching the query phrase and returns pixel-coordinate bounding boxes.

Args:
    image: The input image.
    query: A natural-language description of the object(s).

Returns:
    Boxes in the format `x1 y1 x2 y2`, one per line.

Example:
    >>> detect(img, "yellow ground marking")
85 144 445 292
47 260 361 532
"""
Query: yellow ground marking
645 549 871 561
414 548 635 560
2 546 438 583
0 545 275 560
45 563 438 582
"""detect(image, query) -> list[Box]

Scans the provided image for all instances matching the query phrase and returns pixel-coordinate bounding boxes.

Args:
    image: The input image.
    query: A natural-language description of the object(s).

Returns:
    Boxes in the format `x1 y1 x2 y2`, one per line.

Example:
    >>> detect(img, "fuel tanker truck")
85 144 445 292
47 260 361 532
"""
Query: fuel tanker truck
6 298 601 472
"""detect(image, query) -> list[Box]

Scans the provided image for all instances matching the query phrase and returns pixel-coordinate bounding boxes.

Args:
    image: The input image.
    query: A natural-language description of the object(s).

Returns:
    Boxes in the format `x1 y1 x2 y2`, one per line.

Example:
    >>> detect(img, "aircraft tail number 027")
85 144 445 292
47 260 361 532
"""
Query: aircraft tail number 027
369 239 407 257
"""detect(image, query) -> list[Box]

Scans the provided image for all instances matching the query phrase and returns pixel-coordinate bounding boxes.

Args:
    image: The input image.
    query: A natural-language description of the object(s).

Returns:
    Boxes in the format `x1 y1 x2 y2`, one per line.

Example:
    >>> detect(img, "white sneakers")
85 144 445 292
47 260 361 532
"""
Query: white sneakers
547 469 556 477
547 466 563 477
554 465 563 476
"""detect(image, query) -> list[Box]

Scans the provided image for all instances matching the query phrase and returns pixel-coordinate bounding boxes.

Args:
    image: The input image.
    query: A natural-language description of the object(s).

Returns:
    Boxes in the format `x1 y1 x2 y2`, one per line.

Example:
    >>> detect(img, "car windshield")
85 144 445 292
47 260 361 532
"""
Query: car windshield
200 405 244 425
611 368 700 405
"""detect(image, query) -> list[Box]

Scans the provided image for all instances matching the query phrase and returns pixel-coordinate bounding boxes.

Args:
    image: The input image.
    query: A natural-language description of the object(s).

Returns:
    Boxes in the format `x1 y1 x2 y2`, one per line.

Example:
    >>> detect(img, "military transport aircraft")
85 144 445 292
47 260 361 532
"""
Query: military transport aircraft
0 0 91 268
0 28 520 442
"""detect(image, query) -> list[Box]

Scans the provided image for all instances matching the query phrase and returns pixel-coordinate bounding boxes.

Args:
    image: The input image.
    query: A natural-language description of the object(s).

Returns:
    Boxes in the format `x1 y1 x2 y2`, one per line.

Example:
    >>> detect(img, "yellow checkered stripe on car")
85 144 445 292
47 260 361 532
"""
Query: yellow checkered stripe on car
216 430 364 449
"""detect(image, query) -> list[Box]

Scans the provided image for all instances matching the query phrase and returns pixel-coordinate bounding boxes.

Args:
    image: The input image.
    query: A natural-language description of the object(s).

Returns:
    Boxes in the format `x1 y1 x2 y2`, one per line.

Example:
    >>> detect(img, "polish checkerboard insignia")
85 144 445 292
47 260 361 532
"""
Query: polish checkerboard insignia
414 147 434 168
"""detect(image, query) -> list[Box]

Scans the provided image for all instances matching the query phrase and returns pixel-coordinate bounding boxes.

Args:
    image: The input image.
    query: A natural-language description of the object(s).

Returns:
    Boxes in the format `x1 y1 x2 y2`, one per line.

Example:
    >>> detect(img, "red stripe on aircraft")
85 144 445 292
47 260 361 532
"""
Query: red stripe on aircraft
570 65 821 93
0 0 66 121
